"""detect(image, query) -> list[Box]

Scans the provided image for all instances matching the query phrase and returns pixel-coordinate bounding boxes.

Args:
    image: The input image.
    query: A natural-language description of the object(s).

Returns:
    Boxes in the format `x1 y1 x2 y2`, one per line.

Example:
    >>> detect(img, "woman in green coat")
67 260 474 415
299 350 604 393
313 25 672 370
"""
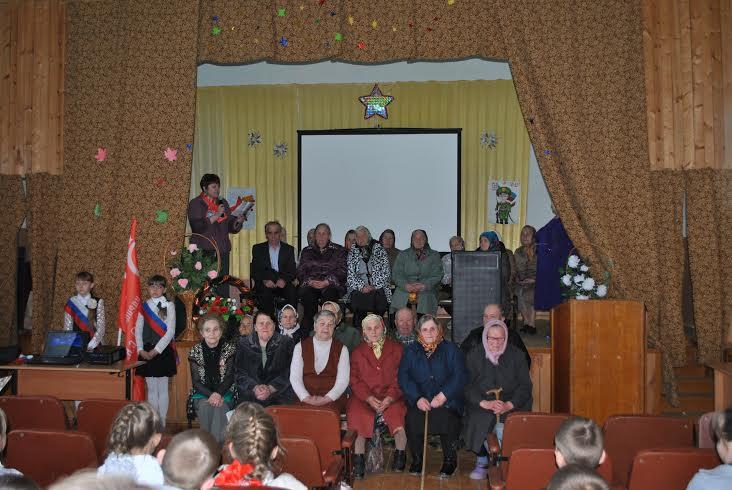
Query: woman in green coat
390 229 443 315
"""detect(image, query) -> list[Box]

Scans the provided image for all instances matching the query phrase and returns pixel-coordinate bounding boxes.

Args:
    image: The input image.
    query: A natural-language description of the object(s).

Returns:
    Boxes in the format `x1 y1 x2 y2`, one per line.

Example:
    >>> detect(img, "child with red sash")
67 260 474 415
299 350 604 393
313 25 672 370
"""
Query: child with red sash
135 275 177 427
63 271 105 350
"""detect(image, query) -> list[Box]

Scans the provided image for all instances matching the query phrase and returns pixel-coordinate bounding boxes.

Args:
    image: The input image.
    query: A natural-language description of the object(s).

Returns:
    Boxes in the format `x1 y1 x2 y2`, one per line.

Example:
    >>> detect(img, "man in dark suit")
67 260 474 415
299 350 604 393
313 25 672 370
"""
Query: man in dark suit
251 220 297 316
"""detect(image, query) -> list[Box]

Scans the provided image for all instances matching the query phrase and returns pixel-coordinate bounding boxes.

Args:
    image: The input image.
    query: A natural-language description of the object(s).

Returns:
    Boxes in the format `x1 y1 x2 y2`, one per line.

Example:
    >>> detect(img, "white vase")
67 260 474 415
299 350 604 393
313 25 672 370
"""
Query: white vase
575 294 590 300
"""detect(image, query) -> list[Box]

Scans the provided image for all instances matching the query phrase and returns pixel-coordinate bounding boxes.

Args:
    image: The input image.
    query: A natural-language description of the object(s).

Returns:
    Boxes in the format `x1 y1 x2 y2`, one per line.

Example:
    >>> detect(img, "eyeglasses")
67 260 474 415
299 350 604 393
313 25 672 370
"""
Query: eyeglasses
486 336 505 342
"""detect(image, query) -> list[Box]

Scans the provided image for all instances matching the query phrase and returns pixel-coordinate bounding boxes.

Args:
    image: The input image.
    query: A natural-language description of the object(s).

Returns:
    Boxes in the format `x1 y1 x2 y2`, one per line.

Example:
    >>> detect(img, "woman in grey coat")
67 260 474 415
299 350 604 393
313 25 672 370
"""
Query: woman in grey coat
390 229 443 315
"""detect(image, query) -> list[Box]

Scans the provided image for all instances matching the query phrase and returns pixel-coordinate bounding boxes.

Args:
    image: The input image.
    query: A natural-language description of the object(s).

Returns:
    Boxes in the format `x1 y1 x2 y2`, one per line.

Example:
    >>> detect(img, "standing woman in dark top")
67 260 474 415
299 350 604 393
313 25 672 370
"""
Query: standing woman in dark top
379 229 400 277
187 174 249 275
188 314 237 443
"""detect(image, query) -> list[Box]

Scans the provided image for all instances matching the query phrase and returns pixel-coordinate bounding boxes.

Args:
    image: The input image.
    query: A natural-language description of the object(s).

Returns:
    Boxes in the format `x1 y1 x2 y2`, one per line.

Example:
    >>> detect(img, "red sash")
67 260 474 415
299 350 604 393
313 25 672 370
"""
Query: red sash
141 302 178 364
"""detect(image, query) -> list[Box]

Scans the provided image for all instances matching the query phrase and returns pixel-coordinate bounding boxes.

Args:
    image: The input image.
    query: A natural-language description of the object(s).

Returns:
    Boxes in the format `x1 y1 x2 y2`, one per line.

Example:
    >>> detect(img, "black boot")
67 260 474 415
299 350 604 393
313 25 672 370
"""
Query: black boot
353 454 365 479
525 325 537 335
409 452 422 475
439 440 458 478
392 449 406 472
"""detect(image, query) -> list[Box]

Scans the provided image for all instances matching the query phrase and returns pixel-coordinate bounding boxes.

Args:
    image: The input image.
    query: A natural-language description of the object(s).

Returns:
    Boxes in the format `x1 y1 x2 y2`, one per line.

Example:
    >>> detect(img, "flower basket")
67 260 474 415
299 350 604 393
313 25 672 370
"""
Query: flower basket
164 233 221 341
559 248 613 300
194 275 255 324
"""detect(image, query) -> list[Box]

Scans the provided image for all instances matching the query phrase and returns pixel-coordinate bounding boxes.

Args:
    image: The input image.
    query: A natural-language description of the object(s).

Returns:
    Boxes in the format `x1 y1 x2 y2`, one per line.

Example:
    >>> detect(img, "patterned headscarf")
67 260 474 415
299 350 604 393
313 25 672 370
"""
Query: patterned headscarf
321 301 343 324
361 314 386 359
482 318 508 365
479 231 501 252
416 315 444 358
277 304 300 337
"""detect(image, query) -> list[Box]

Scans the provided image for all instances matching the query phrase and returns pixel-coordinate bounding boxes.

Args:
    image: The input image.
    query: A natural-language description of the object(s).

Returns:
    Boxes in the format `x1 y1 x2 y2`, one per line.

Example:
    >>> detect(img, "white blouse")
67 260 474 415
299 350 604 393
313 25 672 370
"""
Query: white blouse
289 338 349 402
135 298 176 354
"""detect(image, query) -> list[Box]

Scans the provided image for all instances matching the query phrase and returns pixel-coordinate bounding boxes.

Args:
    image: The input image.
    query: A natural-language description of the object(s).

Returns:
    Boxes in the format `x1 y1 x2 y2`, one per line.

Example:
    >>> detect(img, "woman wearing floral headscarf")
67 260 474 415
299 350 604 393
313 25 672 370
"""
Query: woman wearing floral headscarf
397 315 467 478
278 304 305 345
461 318 532 480
347 314 407 478
477 231 513 319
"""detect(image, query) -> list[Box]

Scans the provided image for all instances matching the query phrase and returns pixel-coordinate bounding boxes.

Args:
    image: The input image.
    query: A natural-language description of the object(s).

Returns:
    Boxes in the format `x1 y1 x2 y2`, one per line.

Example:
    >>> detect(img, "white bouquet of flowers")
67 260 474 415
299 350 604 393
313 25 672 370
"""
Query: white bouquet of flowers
560 253 612 300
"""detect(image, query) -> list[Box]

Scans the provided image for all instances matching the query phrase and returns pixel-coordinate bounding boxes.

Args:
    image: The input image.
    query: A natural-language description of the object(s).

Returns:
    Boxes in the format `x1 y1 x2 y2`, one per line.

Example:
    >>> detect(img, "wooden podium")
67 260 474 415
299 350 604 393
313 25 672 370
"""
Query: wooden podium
552 300 646 424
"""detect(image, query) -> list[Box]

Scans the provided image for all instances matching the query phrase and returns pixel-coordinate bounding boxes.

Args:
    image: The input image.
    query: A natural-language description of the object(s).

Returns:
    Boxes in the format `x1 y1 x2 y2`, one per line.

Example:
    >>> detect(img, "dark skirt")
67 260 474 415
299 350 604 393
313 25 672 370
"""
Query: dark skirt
136 343 177 378
405 405 461 437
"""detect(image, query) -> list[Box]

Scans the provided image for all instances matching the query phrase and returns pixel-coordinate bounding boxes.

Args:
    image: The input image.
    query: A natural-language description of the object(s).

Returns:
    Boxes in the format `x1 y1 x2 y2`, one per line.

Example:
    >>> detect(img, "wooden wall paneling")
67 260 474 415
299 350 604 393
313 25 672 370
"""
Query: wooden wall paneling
0 2 13 175
32 0 50 175
722 0 732 169
169 341 195 426
529 348 551 413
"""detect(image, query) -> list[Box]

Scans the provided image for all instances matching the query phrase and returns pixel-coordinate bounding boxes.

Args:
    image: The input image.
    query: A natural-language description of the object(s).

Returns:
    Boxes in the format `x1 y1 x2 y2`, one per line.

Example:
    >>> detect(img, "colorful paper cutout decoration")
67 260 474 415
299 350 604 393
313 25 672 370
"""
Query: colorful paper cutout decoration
279 36 288 47
186 143 193 151
334 32 343 41
273 142 288 158
95 147 107 162
318 0 326 5
544 149 552 155
212 15 219 21
248 130 262 147
358 84 394 120
155 209 169 223
357 40 365 49
164 147 177 161
211 26 221 35
448 0 456 4
277 8 286 17
480 130 498 149
154 177 167 187
371 20 378 28
347 15 354 25
93 203 101 219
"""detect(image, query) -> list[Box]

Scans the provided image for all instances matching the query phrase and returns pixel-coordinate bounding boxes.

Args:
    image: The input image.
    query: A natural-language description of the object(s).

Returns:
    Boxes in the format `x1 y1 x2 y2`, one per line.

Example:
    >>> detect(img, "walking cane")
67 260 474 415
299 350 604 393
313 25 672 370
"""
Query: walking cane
486 387 504 422
420 410 429 490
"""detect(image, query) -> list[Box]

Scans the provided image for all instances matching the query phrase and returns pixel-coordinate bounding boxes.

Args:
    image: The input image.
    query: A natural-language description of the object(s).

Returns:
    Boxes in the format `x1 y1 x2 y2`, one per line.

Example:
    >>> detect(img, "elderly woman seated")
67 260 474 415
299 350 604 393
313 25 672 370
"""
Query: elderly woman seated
391 229 443 317
346 225 392 330
398 315 467 478
461 317 532 480
188 314 237 443
277 303 305 345
322 300 361 353
347 314 408 478
234 311 296 407
290 310 350 413
477 231 513 318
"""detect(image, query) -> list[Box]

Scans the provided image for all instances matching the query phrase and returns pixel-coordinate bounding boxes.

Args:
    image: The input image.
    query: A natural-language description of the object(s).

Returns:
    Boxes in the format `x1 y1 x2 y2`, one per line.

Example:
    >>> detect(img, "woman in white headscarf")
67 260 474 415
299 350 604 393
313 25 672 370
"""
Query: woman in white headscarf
461 318 532 480
278 304 304 345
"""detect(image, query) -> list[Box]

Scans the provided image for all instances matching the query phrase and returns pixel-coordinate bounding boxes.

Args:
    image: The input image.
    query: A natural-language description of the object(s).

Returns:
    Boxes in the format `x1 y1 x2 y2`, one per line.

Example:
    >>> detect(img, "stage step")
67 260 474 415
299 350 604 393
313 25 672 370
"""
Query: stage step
674 363 709 378
676 377 714 396
662 394 714 415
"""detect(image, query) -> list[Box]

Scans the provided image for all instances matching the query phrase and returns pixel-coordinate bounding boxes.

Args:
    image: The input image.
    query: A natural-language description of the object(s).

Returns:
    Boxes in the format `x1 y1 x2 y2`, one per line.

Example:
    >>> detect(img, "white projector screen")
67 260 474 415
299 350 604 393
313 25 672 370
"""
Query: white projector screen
299 129 460 251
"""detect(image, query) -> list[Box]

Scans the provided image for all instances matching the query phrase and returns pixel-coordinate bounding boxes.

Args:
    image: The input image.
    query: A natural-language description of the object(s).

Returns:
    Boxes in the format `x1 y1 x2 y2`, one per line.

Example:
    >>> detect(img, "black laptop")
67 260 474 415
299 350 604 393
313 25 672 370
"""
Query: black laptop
27 331 87 365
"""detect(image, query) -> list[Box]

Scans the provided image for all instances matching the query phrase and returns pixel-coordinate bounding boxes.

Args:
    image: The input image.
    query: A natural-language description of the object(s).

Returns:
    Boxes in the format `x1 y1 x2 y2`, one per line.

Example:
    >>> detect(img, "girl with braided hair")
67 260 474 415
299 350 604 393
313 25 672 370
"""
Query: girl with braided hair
214 402 305 489
97 402 164 485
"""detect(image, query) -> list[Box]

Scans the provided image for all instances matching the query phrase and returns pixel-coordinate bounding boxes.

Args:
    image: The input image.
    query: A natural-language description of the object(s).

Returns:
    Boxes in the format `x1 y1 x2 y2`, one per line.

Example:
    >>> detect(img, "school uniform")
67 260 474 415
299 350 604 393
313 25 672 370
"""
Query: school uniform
135 297 177 425
63 294 106 350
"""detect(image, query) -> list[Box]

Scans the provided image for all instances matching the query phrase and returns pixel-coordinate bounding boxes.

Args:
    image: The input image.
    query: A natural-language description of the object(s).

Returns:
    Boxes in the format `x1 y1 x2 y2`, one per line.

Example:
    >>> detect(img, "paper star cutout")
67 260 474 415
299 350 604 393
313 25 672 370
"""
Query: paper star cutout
392 26 397 32
164 147 177 161
371 20 378 28
348 15 354 25
212 15 219 21
277 8 286 17
544 149 552 155
155 209 169 223
315 18 320 24
211 26 221 35
357 40 365 49
95 147 107 162
334 32 343 41
93 203 102 219
300 5 305 11
279 36 288 46
359 84 394 119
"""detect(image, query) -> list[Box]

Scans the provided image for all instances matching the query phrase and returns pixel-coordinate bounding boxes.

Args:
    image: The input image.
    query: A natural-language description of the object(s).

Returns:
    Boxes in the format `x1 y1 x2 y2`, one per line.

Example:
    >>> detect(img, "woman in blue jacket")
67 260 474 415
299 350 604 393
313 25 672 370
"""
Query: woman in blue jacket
398 314 468 478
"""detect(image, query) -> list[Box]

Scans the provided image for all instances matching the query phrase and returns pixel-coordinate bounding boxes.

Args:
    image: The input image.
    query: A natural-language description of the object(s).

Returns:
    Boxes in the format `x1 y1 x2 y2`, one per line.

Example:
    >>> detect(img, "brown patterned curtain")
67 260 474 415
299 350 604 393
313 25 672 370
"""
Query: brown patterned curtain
0 176 27 346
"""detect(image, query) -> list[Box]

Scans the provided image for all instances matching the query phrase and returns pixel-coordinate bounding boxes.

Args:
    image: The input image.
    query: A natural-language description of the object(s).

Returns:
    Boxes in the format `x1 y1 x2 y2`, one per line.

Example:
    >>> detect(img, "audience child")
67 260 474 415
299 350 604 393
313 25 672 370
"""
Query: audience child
158 430 219 490
215 402 306 489
547 464 610 490
687 407 732 490
63 271 105 350
0 408 21 476
0 474 40 490
278 304 305 344
135 275 177 427
50 471 150 490
97 402 164 485
554 416 606 469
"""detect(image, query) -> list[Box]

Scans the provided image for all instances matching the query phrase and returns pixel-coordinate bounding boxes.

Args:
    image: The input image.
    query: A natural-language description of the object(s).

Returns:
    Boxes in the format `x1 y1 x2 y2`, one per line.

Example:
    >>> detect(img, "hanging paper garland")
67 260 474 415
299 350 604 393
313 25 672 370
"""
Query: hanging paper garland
358 84 394 120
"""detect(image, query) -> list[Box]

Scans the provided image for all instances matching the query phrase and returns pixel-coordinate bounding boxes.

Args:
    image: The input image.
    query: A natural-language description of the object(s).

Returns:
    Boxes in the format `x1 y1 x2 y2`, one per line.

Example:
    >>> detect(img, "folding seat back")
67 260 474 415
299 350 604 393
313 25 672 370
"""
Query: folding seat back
603 415 694 487
0 395 67 431
76 399 131 459
5 429 98 487
279 436 340 487
696 412 716 448
267 405 354 484
502 412 572 456
627 448 721 490
501 448 557 490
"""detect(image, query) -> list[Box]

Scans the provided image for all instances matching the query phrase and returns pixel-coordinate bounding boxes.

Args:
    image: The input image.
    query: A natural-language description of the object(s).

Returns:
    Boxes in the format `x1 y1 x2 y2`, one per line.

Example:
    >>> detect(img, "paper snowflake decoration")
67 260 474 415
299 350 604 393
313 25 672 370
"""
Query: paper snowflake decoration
480 131 498 149
248 130 262 147
164 147 178 161
273 142 288 159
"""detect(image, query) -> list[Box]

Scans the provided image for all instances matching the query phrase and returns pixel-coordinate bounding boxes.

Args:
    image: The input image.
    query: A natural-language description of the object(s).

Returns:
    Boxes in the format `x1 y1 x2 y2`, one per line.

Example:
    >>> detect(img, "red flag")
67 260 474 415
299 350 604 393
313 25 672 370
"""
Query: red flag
118 219 146 401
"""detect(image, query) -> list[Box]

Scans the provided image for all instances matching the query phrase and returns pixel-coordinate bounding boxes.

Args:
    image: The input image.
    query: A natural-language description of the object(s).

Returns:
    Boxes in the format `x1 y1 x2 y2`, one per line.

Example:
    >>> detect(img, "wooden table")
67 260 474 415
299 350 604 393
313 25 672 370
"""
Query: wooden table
0 361 144 400
709 362 732 411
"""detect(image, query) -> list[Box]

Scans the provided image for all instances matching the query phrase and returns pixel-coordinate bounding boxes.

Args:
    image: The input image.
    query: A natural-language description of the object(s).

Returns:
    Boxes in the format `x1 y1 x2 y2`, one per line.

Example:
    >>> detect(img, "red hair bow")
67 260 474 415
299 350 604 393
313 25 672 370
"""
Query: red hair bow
213 461 263 487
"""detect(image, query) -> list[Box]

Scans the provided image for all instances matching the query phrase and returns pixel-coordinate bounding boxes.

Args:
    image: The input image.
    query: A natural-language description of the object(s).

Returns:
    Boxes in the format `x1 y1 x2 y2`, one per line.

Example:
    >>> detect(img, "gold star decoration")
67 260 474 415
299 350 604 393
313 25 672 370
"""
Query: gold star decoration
358 84 394 119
